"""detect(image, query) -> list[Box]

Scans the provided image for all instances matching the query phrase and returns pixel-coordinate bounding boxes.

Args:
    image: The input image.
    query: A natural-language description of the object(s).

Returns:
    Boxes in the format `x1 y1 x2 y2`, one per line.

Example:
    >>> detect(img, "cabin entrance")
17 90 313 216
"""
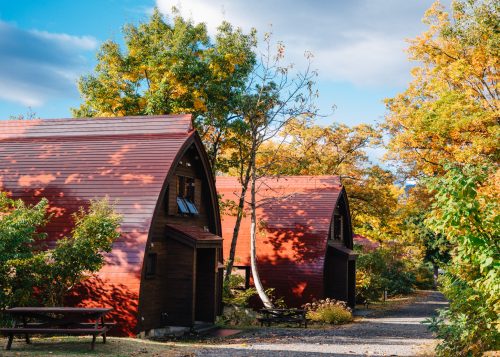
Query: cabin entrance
160 225 222 327
324 244 356 307
195 248 217 322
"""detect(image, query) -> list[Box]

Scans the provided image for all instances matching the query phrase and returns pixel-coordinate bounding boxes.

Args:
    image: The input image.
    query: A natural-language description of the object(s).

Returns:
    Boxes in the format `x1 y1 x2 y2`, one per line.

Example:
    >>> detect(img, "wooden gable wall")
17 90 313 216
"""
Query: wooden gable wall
139 142 221 330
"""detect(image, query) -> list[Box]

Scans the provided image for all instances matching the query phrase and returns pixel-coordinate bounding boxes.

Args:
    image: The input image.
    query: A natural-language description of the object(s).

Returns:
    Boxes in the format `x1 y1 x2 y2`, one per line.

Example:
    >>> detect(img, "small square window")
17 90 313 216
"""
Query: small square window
145 253 157 278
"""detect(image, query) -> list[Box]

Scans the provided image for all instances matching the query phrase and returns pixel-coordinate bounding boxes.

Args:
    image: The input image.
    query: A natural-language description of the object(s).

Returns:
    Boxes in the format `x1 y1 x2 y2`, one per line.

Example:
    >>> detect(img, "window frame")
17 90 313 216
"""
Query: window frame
176 175 199 216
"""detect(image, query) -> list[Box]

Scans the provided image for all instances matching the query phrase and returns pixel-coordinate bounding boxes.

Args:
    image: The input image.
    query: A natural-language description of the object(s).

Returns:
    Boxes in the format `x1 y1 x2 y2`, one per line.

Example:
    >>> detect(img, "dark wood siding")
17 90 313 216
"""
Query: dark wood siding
162 237 195 326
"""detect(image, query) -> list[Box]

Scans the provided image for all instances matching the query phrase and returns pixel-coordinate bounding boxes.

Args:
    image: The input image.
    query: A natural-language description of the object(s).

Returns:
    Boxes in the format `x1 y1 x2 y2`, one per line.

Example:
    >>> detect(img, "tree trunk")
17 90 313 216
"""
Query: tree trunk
249 150 274 309
224 175 250 281
433 264 439 289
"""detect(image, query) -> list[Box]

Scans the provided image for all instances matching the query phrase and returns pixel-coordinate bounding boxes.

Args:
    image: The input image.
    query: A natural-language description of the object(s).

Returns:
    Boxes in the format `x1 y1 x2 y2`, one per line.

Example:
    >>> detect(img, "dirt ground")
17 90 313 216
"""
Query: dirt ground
0 291 447 357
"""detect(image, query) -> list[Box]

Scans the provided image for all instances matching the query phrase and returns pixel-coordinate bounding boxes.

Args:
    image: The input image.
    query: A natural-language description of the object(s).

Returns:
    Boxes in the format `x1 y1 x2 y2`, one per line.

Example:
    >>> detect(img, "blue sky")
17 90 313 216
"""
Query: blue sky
0 0 444 131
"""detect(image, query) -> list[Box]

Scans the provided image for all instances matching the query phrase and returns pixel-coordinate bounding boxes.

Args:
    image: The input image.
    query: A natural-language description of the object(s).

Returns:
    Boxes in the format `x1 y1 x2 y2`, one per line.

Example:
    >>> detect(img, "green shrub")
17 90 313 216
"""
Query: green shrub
303 298 352 325
0 193 49 310
0 194 121 311
355 245 417 302
222 273 257 307
220 269 259 326
426 273 499 357
384 260 416 296
414 263 435 290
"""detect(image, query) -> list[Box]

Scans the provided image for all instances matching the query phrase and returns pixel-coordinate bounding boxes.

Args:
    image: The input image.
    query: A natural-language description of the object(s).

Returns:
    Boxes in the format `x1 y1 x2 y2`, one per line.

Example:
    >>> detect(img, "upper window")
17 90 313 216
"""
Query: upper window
332 215 342 241
177 176 199 215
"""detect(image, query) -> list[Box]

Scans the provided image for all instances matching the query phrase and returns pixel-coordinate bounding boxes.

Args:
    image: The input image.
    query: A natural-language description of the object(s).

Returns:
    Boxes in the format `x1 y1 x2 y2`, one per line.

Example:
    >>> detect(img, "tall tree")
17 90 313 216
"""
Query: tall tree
222 37 319 307
256 118 381 177
384 0 499 178
385 1 499 355
73 8 256 172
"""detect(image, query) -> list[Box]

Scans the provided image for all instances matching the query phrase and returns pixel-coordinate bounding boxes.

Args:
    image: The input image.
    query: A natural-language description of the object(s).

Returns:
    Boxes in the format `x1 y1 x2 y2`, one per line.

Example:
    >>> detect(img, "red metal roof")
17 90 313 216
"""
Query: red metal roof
353 234 380 251
166 224 223 245
216 176 343 306
0 115 193 335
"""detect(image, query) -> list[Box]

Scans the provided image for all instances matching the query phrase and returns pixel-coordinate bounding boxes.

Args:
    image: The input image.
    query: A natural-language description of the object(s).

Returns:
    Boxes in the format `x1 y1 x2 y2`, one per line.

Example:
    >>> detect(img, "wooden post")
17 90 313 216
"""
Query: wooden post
5 333 14 350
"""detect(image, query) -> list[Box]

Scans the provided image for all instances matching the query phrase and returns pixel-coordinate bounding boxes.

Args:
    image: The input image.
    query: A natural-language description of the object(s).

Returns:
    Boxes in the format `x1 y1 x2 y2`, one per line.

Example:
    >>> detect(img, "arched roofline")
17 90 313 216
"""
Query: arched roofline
191 131 222 236
338 187 354 249
327 187 354 249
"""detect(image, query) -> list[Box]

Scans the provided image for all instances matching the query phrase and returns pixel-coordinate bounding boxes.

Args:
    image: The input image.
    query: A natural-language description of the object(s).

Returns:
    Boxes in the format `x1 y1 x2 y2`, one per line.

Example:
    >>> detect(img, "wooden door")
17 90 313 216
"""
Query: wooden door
194 248 216 322
324 247 349 302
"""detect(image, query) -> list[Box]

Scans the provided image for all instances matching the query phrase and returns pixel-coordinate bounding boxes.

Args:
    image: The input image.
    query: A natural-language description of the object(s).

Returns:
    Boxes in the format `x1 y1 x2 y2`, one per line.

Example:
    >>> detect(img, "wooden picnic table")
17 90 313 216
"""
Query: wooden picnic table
1 307 114 351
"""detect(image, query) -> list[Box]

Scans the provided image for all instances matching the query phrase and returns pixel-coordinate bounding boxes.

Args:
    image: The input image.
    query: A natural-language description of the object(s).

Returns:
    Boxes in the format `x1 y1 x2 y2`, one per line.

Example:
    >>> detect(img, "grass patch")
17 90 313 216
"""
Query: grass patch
0 336 192 357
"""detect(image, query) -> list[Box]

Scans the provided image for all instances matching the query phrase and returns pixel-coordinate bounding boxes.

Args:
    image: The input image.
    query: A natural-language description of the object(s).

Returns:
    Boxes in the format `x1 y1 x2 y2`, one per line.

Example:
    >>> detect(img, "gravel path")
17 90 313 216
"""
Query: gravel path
188 291 447 357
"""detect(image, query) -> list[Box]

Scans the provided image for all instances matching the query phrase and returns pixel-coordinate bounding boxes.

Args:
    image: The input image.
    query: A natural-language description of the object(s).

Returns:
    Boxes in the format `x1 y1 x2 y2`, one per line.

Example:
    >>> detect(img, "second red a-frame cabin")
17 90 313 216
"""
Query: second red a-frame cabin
217 176 357 308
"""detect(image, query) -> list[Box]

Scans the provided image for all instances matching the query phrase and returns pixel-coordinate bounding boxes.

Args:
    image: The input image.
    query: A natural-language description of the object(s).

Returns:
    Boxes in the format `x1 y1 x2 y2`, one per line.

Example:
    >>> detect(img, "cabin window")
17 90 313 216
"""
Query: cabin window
177 175 199 215
232 266 251 289
332 215 342 241
145 253 157 278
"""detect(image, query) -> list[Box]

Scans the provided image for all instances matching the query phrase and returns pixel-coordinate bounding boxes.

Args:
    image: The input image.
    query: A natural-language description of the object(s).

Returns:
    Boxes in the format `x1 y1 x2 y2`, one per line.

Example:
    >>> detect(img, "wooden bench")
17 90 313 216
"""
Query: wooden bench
1 327 109 350
1 307 113 351
257 308 308 328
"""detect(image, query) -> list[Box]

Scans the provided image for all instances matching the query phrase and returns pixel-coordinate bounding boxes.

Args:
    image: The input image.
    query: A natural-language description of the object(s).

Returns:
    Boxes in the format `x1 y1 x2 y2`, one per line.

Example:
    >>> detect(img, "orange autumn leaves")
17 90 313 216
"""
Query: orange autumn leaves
384 0 499 177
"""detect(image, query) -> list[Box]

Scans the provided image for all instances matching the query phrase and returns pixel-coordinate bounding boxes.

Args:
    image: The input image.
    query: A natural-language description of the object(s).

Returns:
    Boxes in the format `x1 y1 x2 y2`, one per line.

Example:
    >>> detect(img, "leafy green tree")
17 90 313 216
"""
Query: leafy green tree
38 199 122 306
425 165 499 356
402 208 451 287
73 8 256 171
0 194 121 309
256 118 381 177
385 2 499 353
355 244 417 302
0 193 49 309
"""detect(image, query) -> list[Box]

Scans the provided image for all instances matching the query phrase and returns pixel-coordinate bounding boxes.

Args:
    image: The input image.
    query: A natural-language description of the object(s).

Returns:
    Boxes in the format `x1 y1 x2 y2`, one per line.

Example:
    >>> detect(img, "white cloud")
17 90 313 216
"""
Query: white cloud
31 30 98 51
156 0 447 89
311 33 410 87
0 21 98 107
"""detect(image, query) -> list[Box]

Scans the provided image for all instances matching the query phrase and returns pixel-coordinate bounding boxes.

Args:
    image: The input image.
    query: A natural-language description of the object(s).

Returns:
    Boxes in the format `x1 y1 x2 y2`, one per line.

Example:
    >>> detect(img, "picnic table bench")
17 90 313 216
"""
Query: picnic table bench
257 308 308 328
1 307 114 350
